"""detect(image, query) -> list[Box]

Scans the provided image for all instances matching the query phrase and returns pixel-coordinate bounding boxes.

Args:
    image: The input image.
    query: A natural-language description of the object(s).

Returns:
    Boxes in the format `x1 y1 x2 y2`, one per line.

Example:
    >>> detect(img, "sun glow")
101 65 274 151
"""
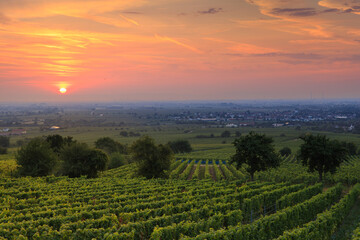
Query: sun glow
59 88 67 94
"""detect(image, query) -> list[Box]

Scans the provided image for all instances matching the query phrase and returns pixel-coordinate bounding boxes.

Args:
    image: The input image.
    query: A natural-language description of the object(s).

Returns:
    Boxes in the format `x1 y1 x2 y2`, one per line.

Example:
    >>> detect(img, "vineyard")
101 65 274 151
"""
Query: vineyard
168 155 360 184
1 161 360 239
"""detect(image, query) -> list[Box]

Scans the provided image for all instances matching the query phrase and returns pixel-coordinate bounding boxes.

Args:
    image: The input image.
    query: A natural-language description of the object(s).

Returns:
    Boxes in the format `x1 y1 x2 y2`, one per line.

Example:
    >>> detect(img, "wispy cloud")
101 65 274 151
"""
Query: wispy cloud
319 0 360 14
270 8 318 17
198 8 223 15
155 34 202 54
119 14 139 26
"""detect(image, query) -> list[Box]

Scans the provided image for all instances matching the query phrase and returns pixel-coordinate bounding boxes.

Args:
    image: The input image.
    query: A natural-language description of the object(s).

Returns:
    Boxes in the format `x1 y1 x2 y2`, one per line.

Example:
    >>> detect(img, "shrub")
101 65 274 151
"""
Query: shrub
16 137 57 177
108 152 126 169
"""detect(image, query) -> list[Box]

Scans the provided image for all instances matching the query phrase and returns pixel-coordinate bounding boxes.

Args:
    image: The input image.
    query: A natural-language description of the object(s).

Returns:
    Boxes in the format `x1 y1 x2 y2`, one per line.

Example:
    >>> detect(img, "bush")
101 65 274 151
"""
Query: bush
61 142 108 178
221 130 231 138
95 137 127 154
167 140 192 153
108 152 126 169
16 137 57 177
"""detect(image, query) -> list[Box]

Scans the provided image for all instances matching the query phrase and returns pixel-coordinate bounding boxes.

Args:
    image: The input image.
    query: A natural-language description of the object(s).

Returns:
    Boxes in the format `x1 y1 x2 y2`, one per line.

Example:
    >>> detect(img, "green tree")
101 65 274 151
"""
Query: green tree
61 142 108 178
0 136 10 148
95 137 127 154
0 147 7 155
130 136 173 179
167 140 192 154
45 134 74 153
340 141 357 156
16 137 57 177
279 147 292 157
221 130 231 138
299 134 348 181
231 131 280 181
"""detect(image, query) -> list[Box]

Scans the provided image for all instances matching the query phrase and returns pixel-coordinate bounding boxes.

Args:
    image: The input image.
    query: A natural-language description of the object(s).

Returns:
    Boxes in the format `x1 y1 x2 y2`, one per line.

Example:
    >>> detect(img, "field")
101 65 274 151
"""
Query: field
1 162 360 239
2 124 360 239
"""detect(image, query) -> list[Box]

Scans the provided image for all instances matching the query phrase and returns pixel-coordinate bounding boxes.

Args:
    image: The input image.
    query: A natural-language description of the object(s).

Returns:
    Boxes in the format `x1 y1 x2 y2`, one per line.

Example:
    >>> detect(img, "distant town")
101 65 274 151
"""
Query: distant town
0 100 359 134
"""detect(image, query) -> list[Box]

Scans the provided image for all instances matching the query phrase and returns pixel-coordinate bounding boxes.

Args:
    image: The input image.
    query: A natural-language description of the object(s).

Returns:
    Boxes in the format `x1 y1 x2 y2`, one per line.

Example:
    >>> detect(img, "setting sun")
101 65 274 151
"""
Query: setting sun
59 88 67 94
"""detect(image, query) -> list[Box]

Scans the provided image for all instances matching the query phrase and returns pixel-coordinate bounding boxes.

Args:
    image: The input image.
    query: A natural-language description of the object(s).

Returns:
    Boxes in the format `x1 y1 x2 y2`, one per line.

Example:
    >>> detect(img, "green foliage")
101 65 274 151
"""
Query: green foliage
94 137 127 154
16 137 57 177
299 134 349 181
61 142 108 178
0 135 10 147
130 136 173 179
278 183 360 239
221 130 231 138
231 131 281 181
167 140 192 153
341 141 358 155
0 146 7 155
45 134 74 153
108 152 126 169
279 147 292 157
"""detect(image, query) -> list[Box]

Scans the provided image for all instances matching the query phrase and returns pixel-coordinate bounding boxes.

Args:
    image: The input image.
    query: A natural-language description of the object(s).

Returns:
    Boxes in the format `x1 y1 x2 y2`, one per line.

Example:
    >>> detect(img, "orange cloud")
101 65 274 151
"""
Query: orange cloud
319 0 360 15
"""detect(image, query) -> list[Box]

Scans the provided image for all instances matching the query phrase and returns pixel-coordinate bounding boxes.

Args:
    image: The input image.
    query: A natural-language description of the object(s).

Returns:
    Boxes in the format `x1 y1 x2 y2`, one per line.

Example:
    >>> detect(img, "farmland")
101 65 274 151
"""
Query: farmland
1 161 360 239
1 102 360 239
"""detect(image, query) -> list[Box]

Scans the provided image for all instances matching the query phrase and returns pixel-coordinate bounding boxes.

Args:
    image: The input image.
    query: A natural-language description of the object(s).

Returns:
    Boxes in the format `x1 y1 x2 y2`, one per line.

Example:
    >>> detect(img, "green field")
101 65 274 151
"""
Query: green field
1 162 360 239
2 125 360 239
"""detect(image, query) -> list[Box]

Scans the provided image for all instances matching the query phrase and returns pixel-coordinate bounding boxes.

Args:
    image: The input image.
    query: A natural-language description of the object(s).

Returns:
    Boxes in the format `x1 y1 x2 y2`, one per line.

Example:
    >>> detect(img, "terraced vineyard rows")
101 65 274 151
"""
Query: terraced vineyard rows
170 158 247 181
1 163 360 239
170 156 360 184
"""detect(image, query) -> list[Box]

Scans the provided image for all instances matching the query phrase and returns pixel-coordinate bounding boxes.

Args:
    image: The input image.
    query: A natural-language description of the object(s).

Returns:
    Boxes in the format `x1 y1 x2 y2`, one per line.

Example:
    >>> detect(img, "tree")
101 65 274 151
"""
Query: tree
279 147 292 157
0 136 10 154
221 130 231 138
230 131 280 181
0 136 10 148
61 142 108 178
299 134 348 181
16 137 57 177
95 137 127 154
0 147 7 155
45 134 74 154
167 140 192 153
130 136 173 179
340 141 357 156
235 131 241 137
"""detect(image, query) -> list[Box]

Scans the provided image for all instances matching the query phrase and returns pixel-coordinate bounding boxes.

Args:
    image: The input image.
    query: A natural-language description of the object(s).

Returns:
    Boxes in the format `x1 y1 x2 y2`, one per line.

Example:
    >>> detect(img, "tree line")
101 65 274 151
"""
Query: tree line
13 134 192 179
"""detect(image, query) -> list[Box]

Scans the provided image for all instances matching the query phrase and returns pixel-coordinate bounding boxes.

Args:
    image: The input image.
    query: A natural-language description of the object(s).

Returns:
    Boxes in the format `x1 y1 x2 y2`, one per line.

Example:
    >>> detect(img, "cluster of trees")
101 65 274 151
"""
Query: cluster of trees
231 131 354 182
15 133 192 180
16 135 108 178
0 136 10 154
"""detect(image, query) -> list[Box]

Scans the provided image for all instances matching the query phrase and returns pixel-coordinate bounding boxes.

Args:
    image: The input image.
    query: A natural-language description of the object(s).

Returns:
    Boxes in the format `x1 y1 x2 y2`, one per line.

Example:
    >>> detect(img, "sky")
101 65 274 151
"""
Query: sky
0 0 360 102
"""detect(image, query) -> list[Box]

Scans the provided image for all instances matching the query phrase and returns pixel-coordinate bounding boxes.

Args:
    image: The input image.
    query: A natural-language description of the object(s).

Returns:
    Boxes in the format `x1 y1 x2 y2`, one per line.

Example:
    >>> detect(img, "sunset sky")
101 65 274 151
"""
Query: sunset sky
0 0 360 102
